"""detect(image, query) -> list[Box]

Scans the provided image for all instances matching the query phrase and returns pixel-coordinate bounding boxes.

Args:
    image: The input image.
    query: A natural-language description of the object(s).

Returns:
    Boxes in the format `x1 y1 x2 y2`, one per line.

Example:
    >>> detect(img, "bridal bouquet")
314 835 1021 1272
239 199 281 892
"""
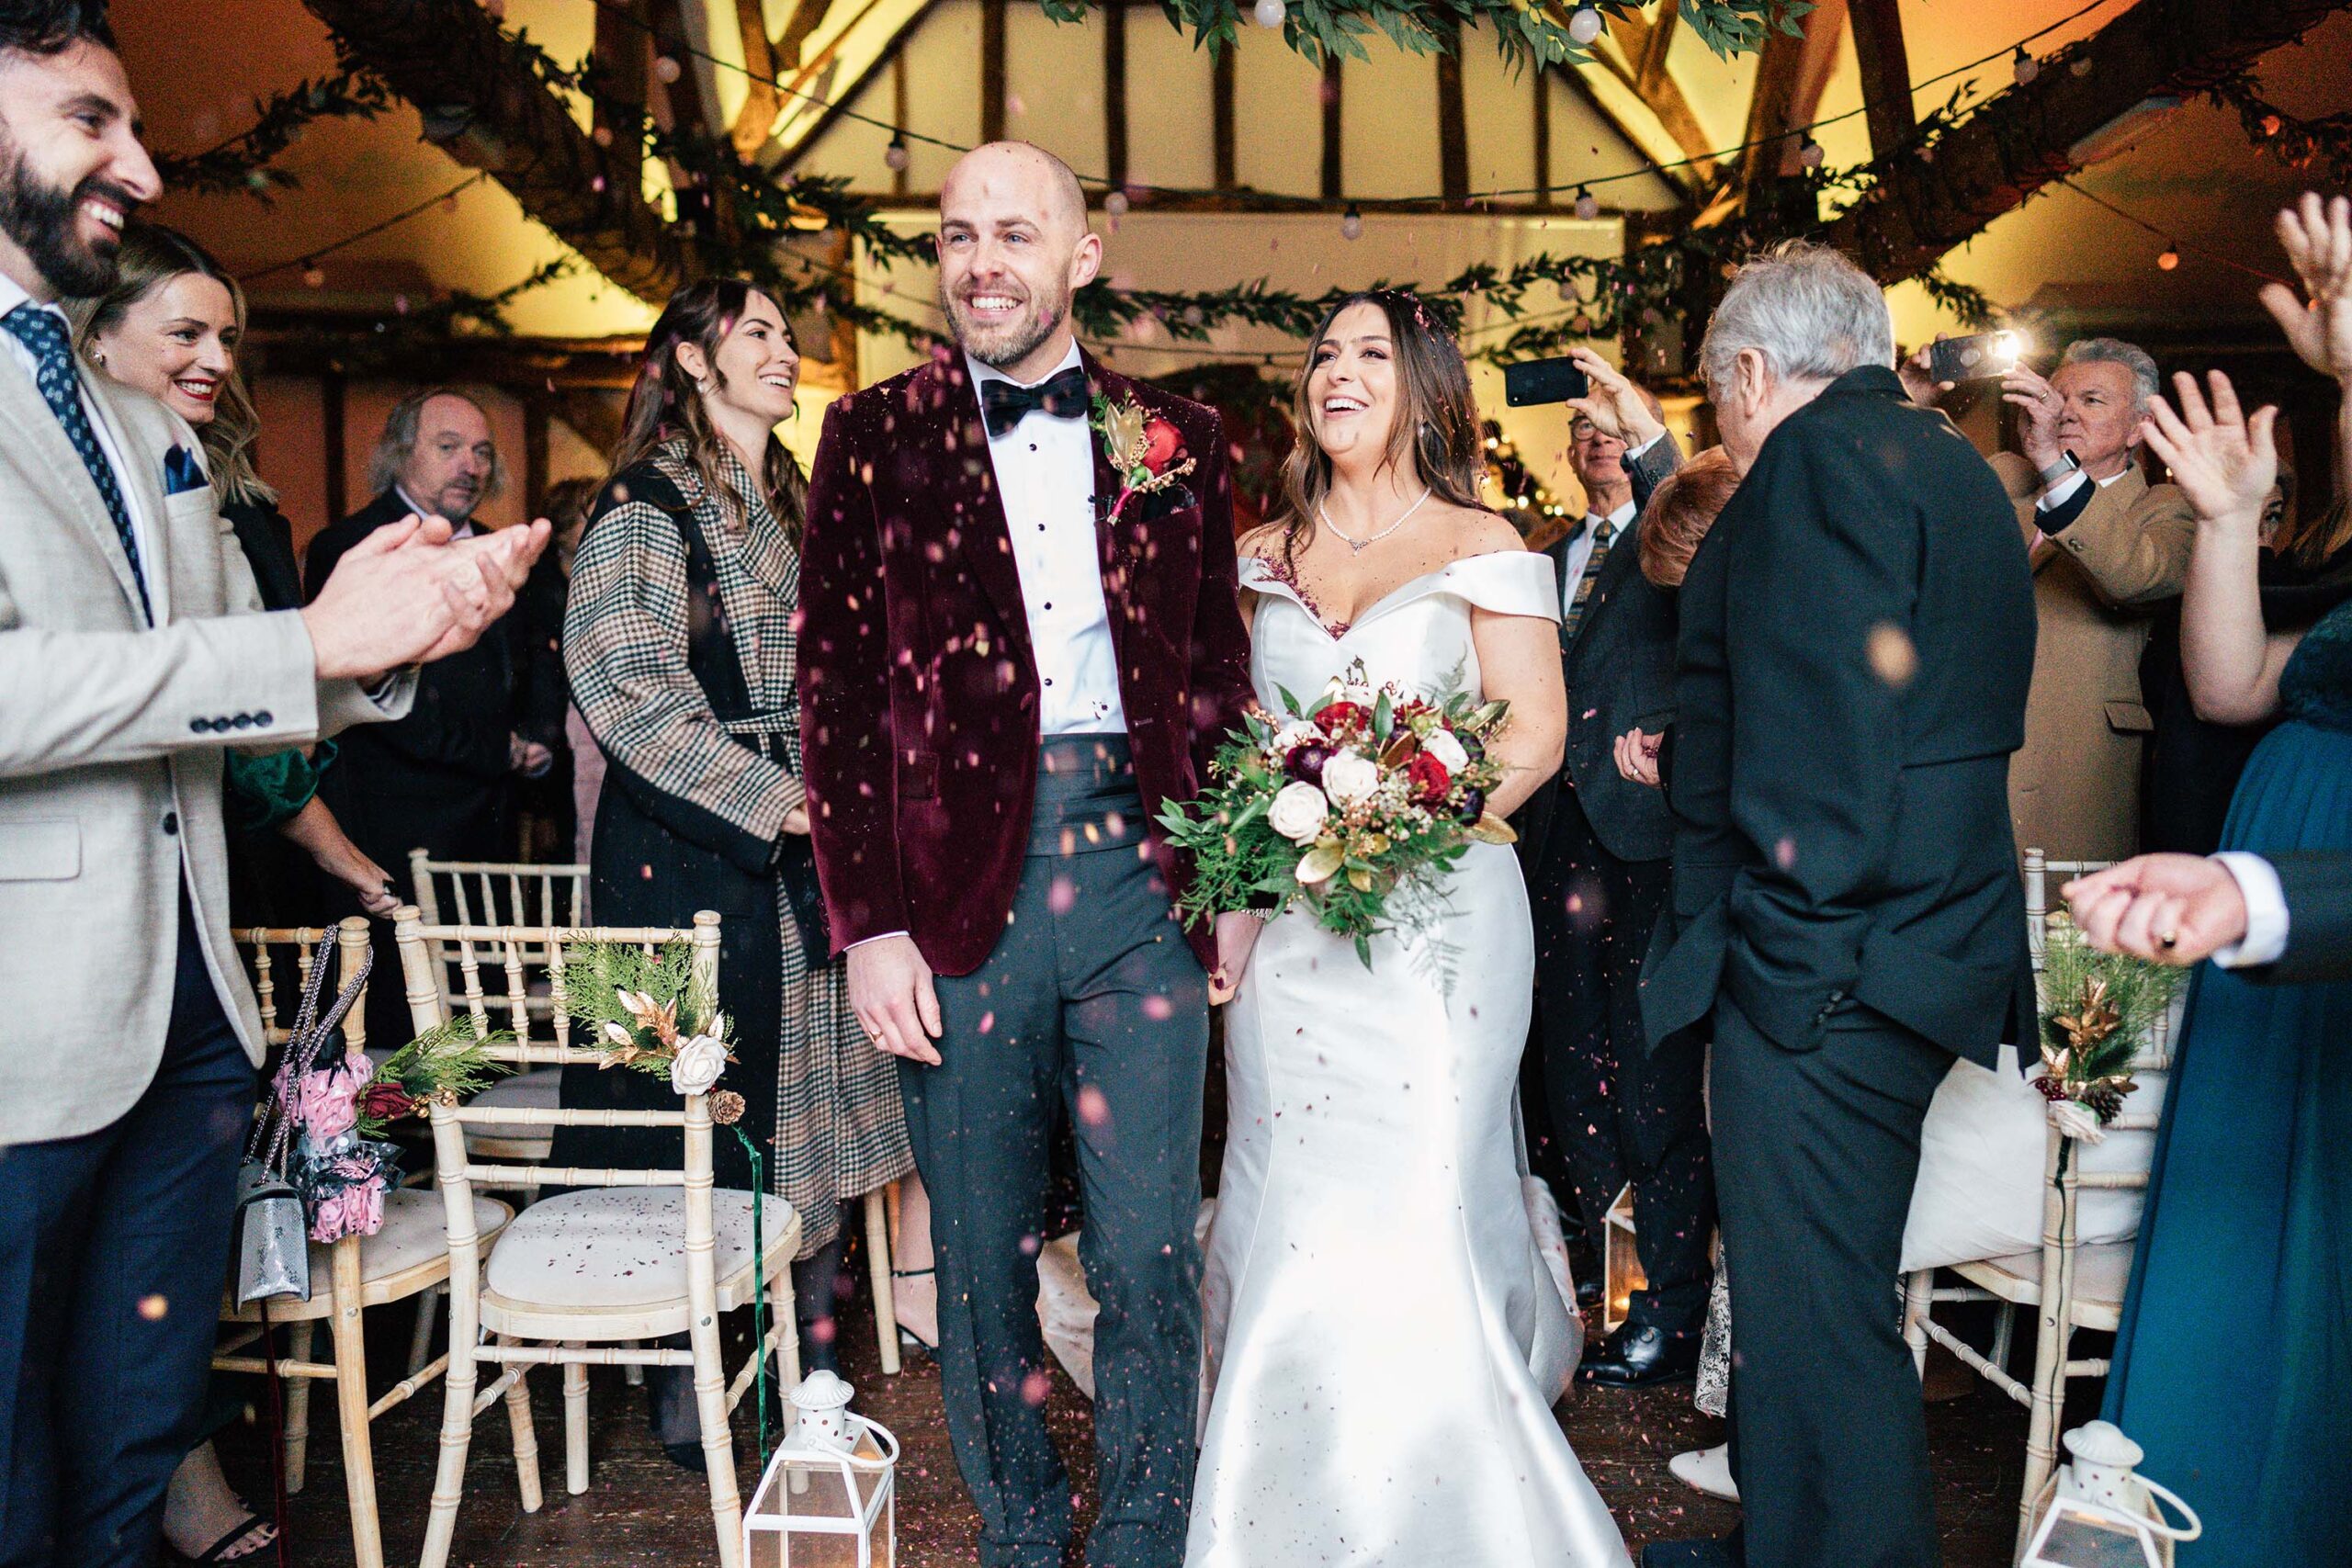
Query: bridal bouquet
1158 660 1516 965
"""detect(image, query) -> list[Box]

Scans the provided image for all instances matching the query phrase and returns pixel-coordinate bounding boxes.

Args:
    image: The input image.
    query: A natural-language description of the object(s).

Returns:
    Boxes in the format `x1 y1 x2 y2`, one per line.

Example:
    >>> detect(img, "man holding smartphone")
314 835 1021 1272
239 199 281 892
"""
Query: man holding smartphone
1903 335 2193 863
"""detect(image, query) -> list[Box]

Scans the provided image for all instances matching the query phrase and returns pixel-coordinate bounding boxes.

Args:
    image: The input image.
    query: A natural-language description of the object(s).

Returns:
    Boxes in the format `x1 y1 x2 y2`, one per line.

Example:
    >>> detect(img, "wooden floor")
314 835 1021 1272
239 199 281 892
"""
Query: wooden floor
215 1285 2068 1567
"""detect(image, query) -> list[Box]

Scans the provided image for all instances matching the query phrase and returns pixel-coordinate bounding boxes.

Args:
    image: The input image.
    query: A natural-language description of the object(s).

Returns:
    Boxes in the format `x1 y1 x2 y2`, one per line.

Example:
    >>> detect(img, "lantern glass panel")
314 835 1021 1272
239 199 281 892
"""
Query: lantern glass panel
2030 1504 2155 1568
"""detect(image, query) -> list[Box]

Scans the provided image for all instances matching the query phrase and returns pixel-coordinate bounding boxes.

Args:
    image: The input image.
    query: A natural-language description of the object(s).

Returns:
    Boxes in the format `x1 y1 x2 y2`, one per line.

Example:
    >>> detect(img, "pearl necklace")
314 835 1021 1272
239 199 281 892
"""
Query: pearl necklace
1317 487 1433 556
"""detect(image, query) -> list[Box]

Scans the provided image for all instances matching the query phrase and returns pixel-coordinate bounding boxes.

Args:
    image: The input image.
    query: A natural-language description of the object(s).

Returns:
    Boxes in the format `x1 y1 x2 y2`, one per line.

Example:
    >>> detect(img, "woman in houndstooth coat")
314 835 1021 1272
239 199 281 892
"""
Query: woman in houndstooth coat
557 279 911 1461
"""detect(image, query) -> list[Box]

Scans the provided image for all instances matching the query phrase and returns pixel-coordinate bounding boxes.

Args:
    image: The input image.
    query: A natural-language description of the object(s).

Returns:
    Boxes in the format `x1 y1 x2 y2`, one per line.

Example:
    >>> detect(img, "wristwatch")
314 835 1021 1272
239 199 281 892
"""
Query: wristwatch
2038 451 2081 490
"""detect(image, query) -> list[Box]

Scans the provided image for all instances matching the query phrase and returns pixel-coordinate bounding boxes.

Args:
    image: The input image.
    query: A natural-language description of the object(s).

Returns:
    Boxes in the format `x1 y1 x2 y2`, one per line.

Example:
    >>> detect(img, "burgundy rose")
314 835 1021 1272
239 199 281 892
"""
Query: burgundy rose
1142 418 1184 474
1407 752 1452 803
359 1082 417 1123
1317 701 1369 737
1455 787 1487 824
1283 741 1332 785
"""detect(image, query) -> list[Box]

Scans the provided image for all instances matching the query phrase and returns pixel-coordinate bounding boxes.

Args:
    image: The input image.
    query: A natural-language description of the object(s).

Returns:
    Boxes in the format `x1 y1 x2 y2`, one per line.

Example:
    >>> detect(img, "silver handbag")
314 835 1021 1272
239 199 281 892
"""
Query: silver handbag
234 941 371 1305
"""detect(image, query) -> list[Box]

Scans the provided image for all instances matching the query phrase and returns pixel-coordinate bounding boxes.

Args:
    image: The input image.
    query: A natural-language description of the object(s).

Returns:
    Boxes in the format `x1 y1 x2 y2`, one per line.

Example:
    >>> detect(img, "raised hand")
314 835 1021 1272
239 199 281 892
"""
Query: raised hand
1999 362 2065 473
1564 347 1668 450
1897 337 1950 408
2064 854 2249 967
2138 370 2278 529
2258 192 2352 380
300 513 551 681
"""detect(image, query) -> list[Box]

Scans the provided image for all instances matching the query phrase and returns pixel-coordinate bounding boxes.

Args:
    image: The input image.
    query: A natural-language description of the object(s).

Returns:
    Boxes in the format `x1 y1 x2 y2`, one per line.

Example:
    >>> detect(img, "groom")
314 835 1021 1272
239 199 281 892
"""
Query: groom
799 141 1256 1568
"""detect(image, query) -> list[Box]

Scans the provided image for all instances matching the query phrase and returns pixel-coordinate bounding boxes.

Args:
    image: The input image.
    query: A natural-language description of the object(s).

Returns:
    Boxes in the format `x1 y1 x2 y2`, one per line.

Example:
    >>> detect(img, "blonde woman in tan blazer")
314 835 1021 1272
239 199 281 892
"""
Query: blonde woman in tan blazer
1909 335 2195 863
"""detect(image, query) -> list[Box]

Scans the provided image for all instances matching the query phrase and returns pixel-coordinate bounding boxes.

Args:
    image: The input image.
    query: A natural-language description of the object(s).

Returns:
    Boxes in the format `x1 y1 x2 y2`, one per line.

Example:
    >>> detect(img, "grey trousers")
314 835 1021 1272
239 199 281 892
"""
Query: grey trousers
902 738 1209 1568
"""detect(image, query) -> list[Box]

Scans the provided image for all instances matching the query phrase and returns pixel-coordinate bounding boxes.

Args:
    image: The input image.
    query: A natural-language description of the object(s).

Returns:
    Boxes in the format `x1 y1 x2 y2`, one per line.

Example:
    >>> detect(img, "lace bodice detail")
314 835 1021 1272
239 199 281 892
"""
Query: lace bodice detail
1238 550 1560 709
2280 597 2352 734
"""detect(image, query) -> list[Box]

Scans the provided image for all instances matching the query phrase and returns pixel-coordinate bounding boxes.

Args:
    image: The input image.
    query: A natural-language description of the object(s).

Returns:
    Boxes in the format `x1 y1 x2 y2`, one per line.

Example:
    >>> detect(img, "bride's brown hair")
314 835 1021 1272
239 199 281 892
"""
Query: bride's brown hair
1271 289 1486 568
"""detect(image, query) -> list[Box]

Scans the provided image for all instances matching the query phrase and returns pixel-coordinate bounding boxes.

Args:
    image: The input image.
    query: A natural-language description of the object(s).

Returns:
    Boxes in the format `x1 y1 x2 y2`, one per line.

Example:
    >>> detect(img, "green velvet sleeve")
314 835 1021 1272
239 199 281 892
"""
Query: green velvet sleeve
224 739 336 834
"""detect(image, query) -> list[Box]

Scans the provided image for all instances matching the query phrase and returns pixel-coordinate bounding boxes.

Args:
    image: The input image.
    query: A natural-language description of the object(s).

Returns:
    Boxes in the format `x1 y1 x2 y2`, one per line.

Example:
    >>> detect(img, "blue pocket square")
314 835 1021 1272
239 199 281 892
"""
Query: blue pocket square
164 445 209 496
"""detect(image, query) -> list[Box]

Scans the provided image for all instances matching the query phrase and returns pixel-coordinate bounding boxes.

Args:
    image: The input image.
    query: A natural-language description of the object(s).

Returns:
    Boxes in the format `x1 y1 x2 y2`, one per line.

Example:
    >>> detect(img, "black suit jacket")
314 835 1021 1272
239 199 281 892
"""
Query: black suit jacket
2252 852 2352 986
304 490 521 807
1640 366 2038 1069
1517 436 1683 873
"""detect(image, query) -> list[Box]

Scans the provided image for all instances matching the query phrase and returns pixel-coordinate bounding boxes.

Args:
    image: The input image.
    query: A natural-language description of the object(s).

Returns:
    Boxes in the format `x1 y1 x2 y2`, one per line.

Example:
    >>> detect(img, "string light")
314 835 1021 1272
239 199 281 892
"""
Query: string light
1104 189 1131 218
2013 45 2040 85
1573 185 1599 220
653 55 682 85
1798 135 1826 169
1253 0 1287 26
884 134 910 171
1340 203 1363 241
301 263 325 288
2156 243 2180 271
1567 6 1603 44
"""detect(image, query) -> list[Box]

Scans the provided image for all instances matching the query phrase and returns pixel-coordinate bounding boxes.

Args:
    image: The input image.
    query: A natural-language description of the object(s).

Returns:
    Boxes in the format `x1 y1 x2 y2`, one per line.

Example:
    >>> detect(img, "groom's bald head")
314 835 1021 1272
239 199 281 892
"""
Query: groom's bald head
937 141 1101 376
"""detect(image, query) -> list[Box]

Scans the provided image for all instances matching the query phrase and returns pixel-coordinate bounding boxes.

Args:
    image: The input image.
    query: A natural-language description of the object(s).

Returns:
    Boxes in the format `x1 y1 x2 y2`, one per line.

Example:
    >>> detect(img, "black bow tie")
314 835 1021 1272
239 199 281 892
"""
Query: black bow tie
980 365 1090 438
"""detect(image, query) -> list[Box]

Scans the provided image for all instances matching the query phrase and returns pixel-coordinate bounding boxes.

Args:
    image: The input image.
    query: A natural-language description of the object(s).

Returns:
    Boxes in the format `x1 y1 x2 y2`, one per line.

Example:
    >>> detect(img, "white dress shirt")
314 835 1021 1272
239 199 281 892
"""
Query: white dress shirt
968 344 1128 736
393 483 478 537
2212 852 2291 968
2037 465 2128 513
1561 498 1636 619
0 270 161 623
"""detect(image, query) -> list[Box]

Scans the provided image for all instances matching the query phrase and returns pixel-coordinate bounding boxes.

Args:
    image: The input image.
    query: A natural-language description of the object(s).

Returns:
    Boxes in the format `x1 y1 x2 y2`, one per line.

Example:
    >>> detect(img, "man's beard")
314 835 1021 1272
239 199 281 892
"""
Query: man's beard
0 143 132 299
943 282 1068 371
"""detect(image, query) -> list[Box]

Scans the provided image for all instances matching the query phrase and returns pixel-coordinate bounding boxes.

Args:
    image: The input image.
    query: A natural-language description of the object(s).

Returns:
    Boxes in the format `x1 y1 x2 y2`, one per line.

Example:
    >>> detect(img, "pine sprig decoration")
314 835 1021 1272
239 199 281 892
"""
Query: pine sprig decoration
563 939 727 1078
152 53 396 199
2034 911 2179 1125
355 1018 510 1137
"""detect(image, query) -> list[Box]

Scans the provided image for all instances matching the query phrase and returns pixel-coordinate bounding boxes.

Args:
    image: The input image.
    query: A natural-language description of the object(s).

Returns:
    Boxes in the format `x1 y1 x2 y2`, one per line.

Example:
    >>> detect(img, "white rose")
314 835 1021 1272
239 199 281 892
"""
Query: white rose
2045 1098 2108 1145
1272 719 1326 751
1321 751 1380 807
1267 781 1330 842
1422 728 1470 773
670 1031 729 1097
1341 682 1376 706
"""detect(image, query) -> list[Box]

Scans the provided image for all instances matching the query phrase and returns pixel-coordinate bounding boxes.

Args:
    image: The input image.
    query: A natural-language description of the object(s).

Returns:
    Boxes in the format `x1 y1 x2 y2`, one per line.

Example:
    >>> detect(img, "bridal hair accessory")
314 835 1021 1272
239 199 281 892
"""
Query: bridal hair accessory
1158 658 1515 966
2032 912 2178 1143
1091 393 1196 525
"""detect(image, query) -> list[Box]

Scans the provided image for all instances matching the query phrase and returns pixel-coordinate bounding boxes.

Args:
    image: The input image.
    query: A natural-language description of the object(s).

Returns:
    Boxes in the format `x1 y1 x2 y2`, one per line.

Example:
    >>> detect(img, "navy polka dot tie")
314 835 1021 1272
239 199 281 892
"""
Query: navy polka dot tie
6 302 152 622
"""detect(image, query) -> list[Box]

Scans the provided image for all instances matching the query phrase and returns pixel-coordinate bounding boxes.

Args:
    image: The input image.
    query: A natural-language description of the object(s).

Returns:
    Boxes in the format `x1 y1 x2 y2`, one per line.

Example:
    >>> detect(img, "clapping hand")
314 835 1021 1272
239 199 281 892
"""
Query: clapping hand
2064 854 2249 967
1564 348 1668 451
303 513 552 680
2259 192 2352 381
2137 370 2278 530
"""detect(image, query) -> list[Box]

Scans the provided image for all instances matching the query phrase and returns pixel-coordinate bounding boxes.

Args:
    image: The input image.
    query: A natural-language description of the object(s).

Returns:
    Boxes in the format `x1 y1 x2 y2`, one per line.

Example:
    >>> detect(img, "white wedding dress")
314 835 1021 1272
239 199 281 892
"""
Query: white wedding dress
1187 551 1632 1568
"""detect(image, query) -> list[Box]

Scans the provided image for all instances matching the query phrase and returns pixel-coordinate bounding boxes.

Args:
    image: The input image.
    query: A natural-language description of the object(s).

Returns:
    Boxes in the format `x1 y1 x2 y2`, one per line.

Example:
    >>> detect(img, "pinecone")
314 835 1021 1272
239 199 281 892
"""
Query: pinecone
2080 1082 2126 1123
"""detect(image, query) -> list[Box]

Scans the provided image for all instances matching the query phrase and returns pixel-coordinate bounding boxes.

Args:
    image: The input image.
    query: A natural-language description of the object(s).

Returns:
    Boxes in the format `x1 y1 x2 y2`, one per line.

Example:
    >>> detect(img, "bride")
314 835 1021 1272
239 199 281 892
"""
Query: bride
1190 291 1632 1567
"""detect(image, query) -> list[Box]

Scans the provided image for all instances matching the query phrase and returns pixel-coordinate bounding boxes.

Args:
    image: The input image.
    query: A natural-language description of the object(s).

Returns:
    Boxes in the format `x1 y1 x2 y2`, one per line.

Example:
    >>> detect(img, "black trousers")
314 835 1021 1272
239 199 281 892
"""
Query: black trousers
1712 998 1951 1568
1530 785 1714 1332
901 739 1208 1568
0 894 255 1568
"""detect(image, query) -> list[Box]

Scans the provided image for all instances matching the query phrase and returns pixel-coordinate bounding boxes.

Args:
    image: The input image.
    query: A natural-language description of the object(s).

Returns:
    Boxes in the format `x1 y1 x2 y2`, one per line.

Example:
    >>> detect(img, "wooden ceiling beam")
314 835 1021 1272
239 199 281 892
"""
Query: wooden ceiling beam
1847 0 1916 157
1824 0 2352 286
301 0 692 304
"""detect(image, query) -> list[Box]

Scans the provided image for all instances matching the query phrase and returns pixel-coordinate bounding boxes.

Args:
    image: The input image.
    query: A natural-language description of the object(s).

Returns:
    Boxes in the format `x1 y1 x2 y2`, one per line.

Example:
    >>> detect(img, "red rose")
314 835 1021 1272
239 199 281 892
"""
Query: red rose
1408 751 1452 802
1142 418 1184 474
359 1082 417 1122
1317 701 1369 736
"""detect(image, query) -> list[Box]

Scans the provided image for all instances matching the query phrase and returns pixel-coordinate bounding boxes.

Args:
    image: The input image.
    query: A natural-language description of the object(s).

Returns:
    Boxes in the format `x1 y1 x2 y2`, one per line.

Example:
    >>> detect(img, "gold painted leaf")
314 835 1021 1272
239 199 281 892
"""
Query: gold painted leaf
1296 844 1344 885
1347 866 1374 893
1468 812 1519 844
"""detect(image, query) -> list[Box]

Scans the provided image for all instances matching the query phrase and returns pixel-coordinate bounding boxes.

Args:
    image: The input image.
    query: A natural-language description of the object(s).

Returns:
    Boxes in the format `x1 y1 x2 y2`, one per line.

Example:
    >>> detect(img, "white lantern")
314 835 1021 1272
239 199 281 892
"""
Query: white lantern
742 1371 899 1568
2021 1423 2200 1568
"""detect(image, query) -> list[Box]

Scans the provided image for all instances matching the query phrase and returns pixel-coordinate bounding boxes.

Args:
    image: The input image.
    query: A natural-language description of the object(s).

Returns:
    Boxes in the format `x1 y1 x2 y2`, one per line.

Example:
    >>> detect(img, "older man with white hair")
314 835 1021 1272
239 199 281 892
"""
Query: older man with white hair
1638 243 2038 1568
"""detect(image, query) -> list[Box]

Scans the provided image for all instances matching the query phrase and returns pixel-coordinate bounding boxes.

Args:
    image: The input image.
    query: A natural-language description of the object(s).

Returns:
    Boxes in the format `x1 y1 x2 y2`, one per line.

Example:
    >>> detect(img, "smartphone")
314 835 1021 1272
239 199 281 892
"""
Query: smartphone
1503 356 1592 408
1928 330 2025 385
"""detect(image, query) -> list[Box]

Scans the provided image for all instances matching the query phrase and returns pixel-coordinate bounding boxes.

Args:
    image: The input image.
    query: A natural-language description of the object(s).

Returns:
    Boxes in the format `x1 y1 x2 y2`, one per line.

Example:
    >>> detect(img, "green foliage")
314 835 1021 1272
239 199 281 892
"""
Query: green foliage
357 1018 508 1138
151 51 396 199
561 938 724 1077
2039 914 2179 1089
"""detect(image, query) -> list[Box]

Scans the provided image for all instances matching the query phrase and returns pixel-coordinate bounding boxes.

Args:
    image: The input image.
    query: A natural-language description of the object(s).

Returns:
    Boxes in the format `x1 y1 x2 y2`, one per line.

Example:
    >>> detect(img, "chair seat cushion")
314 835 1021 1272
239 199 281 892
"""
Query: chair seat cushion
463 1067 562 1160
1956 1242 2134 1325
484 1187 797 1315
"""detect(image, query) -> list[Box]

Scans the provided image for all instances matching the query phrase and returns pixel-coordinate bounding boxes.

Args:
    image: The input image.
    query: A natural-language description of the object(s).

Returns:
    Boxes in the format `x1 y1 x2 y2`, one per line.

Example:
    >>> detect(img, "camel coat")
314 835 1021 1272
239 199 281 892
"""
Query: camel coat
1991 454 2195 864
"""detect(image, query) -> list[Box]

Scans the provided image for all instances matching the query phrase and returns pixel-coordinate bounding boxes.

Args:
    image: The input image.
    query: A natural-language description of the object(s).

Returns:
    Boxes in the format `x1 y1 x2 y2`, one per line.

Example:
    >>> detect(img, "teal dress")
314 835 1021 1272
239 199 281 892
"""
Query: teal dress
2105 598 2352 1563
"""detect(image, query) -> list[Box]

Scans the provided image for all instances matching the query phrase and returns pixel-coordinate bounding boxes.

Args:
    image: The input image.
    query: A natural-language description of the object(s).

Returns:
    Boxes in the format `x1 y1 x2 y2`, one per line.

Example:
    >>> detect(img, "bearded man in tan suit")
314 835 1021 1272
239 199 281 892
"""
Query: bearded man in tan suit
1912 337 2193 863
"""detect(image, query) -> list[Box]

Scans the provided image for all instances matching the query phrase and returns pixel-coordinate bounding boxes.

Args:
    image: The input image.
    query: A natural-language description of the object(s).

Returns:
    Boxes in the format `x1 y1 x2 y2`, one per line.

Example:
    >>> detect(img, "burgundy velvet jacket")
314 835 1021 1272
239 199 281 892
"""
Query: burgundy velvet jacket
797 346 1256 976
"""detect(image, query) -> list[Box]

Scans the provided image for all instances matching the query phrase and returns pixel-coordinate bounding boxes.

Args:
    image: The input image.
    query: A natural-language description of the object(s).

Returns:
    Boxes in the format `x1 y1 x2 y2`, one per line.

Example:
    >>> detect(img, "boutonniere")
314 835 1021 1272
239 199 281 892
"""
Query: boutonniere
1091 394 1197 525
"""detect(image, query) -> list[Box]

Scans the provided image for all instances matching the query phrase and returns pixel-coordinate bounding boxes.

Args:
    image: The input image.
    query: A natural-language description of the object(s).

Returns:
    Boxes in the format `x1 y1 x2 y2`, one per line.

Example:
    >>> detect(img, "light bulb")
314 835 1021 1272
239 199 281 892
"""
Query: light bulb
1340 203 1363 242
1104 189 1130 218
1798 137 1825 170
1573 185 1599 220
885 136 910 171
301 265 325 288
1567 6 1603 45
2012 46 2039 85
1253 0 1286 27
2157 245 2180 271
654 55 682 85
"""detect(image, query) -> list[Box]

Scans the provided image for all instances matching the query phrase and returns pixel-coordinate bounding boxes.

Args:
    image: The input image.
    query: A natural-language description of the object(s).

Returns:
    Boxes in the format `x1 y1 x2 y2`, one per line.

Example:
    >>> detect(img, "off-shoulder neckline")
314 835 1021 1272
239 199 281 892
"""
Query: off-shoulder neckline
1238 549 1545 641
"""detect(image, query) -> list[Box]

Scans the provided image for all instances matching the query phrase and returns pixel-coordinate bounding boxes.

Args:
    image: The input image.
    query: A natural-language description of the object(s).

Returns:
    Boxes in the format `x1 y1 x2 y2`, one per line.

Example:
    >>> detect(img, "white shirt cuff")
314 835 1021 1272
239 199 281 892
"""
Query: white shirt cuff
846 931 910 951
2036 468 2089 512
2211 852 2290 968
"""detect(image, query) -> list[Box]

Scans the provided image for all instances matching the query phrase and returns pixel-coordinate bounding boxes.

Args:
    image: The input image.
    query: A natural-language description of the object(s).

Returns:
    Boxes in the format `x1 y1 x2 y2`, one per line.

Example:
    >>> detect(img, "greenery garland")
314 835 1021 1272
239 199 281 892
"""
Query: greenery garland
2208 71 2352 188
152 51 395 198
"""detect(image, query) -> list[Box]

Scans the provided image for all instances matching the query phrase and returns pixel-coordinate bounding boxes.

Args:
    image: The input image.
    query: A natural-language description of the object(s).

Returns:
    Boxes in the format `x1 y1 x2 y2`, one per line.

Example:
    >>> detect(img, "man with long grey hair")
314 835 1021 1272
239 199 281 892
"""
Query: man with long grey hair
1640 243 2038 1568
